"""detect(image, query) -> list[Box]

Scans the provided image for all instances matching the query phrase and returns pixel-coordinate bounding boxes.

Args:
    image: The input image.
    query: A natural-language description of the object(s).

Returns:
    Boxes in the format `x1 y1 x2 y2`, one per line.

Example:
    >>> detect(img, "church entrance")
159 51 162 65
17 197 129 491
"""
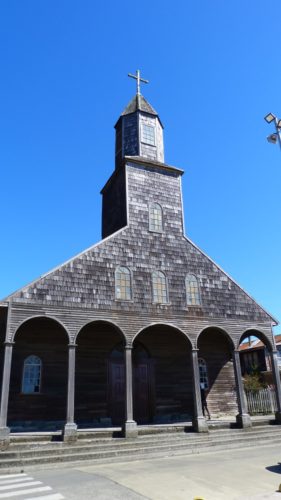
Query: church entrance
133 325 193 424
133 343 153 424
108 345 125 425
108 342 152 425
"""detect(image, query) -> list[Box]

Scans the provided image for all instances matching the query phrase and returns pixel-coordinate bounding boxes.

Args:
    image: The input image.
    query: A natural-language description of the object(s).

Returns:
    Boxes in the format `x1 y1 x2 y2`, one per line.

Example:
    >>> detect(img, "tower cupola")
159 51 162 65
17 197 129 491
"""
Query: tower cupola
115 70 164 169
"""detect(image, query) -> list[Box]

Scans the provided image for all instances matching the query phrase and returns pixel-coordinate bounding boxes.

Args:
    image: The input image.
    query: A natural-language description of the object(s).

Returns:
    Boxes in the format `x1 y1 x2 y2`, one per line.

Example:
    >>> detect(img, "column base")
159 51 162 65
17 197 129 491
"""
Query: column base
236 413 252 428
274 411 281 424
0 427 10 450
122 420 138 438
63 423 78 443
193 416 209 433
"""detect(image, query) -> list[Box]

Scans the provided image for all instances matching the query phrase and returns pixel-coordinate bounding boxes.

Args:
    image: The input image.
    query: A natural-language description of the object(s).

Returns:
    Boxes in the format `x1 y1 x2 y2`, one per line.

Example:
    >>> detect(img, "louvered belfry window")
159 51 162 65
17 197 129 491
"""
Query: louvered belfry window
186 274 201 306
152 270 168 304
115 266 132 300
149 203 163 232
142 124 155 146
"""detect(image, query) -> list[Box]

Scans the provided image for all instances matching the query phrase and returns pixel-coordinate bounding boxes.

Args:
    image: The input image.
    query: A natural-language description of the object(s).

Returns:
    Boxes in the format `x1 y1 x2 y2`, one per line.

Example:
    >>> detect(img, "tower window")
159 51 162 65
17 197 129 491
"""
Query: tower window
152 271 168 304
186 274 201 306
115 266 132 300
149 203 163 232
22 355 42 394
142 124 155 146
199 358 209 389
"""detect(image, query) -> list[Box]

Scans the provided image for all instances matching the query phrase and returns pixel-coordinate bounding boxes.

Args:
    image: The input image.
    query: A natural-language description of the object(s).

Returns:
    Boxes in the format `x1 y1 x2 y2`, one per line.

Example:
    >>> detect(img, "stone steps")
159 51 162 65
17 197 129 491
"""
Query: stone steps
1 424 280 472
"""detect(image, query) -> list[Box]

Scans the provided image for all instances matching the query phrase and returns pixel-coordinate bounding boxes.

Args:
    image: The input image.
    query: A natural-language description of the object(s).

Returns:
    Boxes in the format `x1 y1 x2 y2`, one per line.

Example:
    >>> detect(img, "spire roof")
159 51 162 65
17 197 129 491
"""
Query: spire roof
121 94 158 117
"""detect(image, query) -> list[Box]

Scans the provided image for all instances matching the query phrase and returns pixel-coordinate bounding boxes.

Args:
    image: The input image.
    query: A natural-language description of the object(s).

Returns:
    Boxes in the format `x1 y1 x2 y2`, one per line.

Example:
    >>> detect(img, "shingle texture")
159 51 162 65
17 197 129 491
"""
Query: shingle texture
121 95 158 116
7 159 274 325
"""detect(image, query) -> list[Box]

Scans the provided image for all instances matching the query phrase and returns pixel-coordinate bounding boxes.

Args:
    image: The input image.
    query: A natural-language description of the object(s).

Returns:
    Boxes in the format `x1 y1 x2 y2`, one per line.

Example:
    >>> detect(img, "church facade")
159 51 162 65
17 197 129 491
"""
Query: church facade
0 76 281 448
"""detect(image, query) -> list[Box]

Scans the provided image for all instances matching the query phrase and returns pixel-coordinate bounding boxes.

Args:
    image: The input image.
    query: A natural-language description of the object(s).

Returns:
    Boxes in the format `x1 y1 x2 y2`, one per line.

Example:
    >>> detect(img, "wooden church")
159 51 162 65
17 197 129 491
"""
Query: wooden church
0 71 280 448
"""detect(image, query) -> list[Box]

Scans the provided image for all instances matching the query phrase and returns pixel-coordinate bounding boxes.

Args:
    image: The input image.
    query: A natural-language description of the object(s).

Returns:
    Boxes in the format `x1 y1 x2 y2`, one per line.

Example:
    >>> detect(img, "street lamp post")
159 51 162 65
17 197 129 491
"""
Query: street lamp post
264 113 281 150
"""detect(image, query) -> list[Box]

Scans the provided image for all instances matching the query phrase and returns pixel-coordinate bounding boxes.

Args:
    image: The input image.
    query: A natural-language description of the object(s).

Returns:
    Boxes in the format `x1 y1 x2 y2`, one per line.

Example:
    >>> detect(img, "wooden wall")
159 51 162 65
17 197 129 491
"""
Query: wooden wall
198 328 237 416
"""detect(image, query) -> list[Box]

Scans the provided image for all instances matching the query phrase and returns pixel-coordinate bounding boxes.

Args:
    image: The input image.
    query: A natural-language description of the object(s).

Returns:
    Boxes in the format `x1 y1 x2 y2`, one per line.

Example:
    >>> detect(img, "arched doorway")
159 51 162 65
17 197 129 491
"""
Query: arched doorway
8 317 68 430
197 327 236 417
238 329 276 416
133 325 192 424
76 321 125 427
0 307 6 402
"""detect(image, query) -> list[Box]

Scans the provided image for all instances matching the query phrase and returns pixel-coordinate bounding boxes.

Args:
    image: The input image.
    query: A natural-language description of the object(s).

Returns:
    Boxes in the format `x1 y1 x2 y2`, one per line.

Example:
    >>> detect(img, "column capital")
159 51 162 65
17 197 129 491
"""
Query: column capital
125 345 133 350
191 348 199 353
3 341 14 347
271 350 278 355
68 344 77 349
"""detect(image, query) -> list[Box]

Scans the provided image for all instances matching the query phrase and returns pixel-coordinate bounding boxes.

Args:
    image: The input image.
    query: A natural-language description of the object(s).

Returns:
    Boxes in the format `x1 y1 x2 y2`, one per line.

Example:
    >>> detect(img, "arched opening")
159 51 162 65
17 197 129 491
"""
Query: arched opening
197 327 236 417
133 324 192 424
76 321 125 427
9 317 68 431
239 330 273 377
238 329 276 416
0 307 7 402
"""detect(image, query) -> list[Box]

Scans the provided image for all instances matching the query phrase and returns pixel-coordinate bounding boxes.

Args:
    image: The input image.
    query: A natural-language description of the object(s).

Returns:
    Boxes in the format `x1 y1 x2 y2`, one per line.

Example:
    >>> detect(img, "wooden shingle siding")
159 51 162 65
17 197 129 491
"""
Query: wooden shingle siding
7 160 273 334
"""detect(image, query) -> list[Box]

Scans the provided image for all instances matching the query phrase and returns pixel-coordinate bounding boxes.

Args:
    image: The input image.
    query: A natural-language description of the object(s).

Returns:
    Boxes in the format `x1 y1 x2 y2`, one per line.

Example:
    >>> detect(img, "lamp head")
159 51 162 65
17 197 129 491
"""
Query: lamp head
264 113 276 124
267 133 278 144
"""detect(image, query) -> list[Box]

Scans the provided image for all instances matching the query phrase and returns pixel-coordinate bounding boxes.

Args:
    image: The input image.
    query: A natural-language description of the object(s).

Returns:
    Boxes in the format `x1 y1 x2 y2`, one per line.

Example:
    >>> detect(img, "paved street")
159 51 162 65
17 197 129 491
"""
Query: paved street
2 444 281 500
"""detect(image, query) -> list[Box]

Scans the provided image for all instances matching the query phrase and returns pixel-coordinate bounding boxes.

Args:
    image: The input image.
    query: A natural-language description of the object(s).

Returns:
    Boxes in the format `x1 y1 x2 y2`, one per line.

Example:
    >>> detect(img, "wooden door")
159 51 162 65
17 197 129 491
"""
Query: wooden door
108 361 125 425
134 361 151 424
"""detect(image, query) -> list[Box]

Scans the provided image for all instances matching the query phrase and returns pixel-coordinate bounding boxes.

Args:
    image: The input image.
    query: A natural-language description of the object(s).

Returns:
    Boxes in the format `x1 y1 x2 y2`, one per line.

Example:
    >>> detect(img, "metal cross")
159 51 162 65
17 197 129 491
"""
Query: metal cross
128 69 149 95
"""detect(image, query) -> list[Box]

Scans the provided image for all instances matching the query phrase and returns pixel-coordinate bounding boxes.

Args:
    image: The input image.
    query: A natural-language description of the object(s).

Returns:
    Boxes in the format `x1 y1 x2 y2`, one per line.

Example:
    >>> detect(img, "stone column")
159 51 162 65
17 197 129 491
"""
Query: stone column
191 349 208 433
123 345 137 438
63 344 78 443
0 341 14 450
269 350 281 423
233 349 252 428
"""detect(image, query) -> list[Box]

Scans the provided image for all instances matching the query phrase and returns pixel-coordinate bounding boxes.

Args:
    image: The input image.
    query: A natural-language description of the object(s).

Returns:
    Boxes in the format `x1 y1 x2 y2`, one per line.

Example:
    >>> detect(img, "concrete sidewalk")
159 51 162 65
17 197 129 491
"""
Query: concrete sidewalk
74 443 281 500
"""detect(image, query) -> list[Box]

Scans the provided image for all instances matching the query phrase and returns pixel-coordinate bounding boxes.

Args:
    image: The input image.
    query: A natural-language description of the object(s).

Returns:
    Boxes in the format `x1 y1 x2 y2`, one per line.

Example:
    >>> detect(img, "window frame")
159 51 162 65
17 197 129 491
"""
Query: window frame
149 202 163 233
198 358 209 390
185 274 201 306
21 355 42 395
151 270 169 304
141 123 156 146
115 266 133 301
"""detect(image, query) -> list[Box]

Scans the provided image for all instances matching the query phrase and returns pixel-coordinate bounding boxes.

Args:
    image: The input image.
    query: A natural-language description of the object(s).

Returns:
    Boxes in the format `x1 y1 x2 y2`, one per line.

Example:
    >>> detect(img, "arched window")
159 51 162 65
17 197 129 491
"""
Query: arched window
22 355 42 394
152 271 168 304
115 266 132 300
149 203 163 232
199 358 209 389
186 274 201 306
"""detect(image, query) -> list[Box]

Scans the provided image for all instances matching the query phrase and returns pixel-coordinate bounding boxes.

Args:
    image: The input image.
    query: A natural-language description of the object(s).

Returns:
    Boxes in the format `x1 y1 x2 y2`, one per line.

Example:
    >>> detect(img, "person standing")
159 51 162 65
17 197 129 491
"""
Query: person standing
200 383 211 420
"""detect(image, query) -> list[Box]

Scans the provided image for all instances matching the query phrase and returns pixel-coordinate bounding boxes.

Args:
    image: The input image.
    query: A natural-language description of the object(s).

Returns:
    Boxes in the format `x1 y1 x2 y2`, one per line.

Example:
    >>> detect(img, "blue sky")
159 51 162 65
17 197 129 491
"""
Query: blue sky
0 1 280 332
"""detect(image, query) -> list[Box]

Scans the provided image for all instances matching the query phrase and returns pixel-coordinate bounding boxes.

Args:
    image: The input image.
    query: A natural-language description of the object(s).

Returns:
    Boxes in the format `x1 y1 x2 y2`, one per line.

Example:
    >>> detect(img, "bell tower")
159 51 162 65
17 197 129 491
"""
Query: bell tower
114 70 164 168
102 71 173 239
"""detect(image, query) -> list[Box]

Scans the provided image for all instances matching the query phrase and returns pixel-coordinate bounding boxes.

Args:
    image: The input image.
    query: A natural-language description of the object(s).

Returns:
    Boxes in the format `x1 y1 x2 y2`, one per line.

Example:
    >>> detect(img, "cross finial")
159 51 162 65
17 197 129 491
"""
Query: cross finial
128 69 149 95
